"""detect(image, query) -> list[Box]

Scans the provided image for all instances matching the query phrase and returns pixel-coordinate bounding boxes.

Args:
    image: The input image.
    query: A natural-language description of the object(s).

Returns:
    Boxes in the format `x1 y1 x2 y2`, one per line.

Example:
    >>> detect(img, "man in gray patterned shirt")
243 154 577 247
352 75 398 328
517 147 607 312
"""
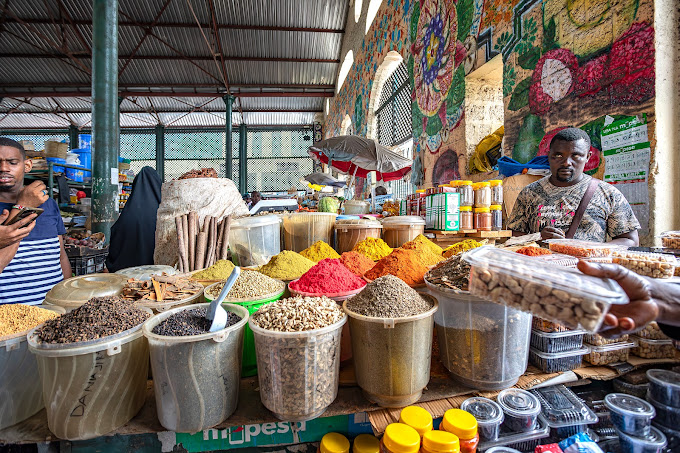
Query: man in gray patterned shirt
507 128 640 246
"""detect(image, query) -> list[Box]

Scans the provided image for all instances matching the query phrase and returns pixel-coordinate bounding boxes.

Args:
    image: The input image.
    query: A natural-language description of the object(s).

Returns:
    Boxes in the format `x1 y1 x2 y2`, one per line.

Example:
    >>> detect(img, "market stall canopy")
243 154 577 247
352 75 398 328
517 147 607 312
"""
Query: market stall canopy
302 172 347 188
308 136 412 182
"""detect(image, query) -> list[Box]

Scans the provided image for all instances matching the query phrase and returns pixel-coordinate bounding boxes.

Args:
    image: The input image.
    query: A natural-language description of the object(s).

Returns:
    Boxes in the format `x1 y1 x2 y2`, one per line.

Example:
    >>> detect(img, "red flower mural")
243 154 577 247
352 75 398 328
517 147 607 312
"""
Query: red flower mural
529 49 579 115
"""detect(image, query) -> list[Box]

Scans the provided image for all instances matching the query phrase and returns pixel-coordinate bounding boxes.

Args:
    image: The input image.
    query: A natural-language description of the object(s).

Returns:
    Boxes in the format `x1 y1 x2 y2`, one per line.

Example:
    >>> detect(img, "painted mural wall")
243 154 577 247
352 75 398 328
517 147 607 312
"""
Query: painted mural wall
326 0 655 189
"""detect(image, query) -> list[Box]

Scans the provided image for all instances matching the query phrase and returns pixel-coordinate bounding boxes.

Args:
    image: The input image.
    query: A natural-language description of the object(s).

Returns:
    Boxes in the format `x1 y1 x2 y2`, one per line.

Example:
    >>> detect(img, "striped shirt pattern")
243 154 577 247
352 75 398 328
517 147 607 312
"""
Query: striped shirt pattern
0 237 63 305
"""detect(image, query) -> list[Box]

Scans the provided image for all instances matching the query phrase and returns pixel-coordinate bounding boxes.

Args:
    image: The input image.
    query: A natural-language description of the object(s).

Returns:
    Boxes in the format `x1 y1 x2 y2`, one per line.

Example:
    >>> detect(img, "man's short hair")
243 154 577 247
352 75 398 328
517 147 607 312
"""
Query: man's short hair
375 186 388 196
0 137 26 159
549 127 591 150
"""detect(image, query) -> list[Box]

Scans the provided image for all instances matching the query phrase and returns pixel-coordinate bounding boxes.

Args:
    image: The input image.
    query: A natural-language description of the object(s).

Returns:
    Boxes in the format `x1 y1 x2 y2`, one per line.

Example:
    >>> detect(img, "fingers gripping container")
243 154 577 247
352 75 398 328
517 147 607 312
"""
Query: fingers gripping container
465 246 629 332
530 329 585 353
529 346 590 373
142 303 248 433
27 323 150 440
497 388 541 433
531 385 598 438
460 397 504 441
605 393 656 437
646 369 680 408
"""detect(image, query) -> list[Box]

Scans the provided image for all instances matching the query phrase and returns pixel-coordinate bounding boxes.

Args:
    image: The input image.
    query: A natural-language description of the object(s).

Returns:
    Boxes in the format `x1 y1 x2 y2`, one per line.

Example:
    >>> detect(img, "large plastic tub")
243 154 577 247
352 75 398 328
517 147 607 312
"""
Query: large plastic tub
343 200 370 215
381 216 426 248
0 305 65 430
115 265 178 280
426 280 531 390
334 218 382 254
142 303 248 433
282 212 337 252
229 215 281 267
27 322 150 440
44 273 128 312
343 295 438 407
250 314 346 421
204 284 285 377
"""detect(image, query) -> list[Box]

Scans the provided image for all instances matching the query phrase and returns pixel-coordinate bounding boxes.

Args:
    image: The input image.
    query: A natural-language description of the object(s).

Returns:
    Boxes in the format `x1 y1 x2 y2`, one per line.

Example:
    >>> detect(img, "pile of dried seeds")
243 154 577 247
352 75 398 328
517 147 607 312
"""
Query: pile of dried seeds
345 275 433 318
251 296 344 332
207 270 285 300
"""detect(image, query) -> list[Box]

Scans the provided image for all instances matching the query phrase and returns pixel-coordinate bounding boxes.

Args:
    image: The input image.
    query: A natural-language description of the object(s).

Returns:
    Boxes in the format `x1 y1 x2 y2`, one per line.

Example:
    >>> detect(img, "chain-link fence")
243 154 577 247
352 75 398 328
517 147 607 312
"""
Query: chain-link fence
120 129 156 175
0 131 69 150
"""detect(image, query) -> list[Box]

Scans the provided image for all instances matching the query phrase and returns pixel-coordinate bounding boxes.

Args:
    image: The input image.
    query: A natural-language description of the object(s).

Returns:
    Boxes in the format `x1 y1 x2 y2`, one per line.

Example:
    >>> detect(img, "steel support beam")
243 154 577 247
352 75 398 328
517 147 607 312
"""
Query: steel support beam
0 91 334 98
91 0 119 242
224 95 233 180
68 124 79 149
155 124 165 181
0 53 341 63
238 124 247 194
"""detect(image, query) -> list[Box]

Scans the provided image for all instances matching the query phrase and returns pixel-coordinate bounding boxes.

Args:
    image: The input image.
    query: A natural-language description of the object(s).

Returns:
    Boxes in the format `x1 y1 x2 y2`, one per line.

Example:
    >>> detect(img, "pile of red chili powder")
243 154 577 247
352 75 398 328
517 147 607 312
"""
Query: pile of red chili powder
289 258 367 294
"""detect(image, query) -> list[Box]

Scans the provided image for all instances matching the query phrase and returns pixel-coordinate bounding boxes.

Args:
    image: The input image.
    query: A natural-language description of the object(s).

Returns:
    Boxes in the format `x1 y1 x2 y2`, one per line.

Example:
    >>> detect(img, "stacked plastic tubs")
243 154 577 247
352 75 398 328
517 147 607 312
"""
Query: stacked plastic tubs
632 322 676 359
646 369 680 444
605 393 667 452
584 333 637 366
529 317 589 373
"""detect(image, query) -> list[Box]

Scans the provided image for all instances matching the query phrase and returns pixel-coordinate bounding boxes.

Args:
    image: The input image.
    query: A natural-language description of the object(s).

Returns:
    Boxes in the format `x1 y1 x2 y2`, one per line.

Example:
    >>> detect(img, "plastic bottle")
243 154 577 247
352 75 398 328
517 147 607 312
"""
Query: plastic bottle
421 430 460 453
459 206 473 231
318 432 351 453
458 181 474 207
473 182 491 208
399 406 433 439
474 208 492 231
489 180 503 205
439 409 479 453
490 205 503 231
380 423 421 453
354 434 381 453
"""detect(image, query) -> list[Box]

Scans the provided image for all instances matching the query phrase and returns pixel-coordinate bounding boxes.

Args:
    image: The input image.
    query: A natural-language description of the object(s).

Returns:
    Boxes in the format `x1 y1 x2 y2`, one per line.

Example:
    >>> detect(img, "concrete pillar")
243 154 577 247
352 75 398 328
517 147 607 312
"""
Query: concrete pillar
91 0 119 241
651 0 680 244
223 95 234 180
155 124 165 181
239 124 247 194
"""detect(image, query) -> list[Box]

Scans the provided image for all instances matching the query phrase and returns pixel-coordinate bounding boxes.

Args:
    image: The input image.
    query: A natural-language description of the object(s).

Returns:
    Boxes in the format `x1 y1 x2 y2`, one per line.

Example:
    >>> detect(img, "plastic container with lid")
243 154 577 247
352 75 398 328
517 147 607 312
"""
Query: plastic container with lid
344 200 371 215
612 250 676 279
421 430 460 453
529 346 590 373
343 296 438 407
0 305 65 430
489 180 503 205
473 207 492 231
334 218 382 253
318 432 350 453
282 212 337 253
647 369 680 408
44 273 128 312
354 434 380 453
464 246 629 332
637 322 670 340
531 385 598 438
142 303 248 433
605 393 656 437
532 318 570 333
115 265 178 280
530 329 585 353
647 391 680 431
204 284 284 377
459 207 473 231
460 397 504 441
484 448 521 453
547 239 618 258
660 231 680 249
229 215 282 267
381 423 421 453
473 182 491 208
614 378 649 399
653 423 680 452
497 388 541 433
425 280 531 390
250 314 346 421
398 406 433 438
585 340 637 365
477 417 549 452
381 216 426 248
27 320 150 440
585 333 630 346
489 205 502 231
616 425 667 453
458 181 474 207
439 409 478 453
632 336 676 359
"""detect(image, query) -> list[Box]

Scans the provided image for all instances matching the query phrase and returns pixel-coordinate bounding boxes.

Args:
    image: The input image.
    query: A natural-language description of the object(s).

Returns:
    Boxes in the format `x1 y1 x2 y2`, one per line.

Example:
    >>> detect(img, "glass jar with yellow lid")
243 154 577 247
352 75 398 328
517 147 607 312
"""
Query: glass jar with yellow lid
458 181 474 207
439 409 479 453
473 182 491 208
489 180 503 205
474 207 492 231
380 423 421 453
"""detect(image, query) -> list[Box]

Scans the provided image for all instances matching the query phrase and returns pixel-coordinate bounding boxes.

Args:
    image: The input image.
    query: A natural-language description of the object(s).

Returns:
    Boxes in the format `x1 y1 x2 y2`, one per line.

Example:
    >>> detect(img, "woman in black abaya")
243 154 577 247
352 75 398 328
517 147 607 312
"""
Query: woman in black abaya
106 166 162 272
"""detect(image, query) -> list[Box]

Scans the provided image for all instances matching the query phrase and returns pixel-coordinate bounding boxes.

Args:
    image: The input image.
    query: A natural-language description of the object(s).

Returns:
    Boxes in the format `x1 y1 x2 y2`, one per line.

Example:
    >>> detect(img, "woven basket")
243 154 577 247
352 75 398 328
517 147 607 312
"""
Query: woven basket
44 141 69 159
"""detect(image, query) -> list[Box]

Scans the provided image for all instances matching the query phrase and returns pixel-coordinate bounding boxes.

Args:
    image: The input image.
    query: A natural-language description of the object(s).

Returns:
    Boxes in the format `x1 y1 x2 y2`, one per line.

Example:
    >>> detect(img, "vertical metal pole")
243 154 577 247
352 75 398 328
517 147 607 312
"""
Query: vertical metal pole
68 125 79 150
155 124 165 181
239 124 247 194
223 95 234 180
91 0 118 241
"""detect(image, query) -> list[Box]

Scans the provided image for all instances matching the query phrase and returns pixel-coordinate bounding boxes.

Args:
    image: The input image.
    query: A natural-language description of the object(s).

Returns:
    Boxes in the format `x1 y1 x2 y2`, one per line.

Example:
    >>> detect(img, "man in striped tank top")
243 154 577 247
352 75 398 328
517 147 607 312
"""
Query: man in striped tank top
0 137 71 305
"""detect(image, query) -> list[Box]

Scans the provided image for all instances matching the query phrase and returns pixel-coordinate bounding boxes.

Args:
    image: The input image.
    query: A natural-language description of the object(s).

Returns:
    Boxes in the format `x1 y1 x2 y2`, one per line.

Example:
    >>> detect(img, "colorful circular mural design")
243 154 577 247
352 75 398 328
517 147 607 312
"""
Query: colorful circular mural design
412 0 458 116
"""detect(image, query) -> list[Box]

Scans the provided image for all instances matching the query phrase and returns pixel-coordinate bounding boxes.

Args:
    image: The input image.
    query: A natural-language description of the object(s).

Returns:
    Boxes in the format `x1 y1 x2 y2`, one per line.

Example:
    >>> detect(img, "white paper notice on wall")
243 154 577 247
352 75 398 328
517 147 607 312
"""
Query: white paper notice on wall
110 168 119 185
601 114 650 234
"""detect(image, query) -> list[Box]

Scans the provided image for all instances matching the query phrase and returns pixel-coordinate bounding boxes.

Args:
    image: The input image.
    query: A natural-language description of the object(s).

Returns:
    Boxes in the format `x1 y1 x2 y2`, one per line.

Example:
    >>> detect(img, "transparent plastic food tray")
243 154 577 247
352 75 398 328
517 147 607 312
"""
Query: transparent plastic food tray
585 340 637 366
534 253 579 268
546 239 619 257
529 346 590 373
632 336 676 359
531 385 598 435
530 329 585 353
612 250 676 279
464 246 628 332
478 416 550 451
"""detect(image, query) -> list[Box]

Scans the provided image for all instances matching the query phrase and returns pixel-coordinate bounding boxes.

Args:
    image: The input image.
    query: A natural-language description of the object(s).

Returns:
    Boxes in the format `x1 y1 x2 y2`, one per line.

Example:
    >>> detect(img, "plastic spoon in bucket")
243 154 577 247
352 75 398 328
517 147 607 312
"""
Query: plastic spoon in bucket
206 266 240 332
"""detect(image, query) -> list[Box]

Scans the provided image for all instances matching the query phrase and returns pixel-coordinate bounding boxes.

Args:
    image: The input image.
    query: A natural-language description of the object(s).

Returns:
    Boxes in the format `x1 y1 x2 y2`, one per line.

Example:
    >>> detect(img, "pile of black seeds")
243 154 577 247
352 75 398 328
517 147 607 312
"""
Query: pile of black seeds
37 296 150 344
152 307 242 336
346 275 433 318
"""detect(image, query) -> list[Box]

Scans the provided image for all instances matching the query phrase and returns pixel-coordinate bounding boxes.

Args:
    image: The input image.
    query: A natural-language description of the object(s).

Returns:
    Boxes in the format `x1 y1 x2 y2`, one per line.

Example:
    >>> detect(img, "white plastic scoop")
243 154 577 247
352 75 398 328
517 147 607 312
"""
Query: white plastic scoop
206 266 240 332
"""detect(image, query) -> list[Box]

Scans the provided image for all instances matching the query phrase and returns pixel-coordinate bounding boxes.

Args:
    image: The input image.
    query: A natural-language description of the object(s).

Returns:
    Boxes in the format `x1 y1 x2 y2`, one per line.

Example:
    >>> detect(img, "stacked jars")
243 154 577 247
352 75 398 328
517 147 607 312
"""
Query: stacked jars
458 181 474 207
489 180 503 205
459 206 474 230
473 182 492 231
490 205 502 231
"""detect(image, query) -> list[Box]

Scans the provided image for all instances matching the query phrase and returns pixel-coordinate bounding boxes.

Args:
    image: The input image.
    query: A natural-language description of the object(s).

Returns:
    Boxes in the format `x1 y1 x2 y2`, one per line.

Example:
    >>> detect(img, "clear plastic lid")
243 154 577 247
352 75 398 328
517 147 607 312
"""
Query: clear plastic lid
546 239 619 257
497 388 541 418
232 214 281 228
529 346 590 359
460 397 504 425
612 250 677 264
646 369 680 389
464 246 629 305
381 216 426 226
344 200 370 207
334 218 382 229
45 273 128 307
632 336 673 346
533 253 579 268
531 385 598 428
478 417 549 451
587 340 637 352
604 393 655 418
659 231 680 238
616 426 667 447
484 448 522 453
531 329 586 339
115 265 178 281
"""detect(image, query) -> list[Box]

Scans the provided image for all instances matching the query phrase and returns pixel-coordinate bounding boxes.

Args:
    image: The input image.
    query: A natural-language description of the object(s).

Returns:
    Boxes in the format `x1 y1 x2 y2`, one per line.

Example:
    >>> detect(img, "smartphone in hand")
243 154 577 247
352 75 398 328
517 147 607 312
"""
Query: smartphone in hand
4 207 44 225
